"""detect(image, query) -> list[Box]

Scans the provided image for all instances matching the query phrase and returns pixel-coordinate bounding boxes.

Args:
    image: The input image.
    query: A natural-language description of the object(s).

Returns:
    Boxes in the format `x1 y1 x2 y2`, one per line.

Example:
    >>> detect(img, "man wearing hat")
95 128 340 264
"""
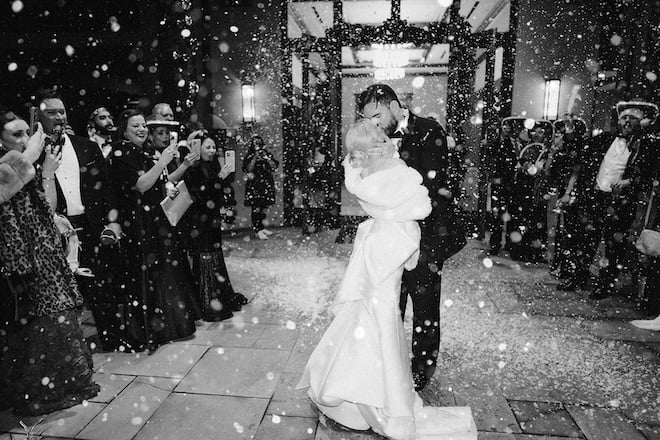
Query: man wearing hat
567 101 658 299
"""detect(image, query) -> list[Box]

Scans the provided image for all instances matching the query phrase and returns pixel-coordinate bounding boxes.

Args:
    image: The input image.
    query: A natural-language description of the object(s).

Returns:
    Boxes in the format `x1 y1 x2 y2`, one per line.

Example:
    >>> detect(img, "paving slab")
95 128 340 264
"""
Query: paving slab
171 322 267 348
314 416 383 440
637 423 660 440
508 400 582 437
109 343 209 378
267 399 318 419
76 378 172 440
254 323 300 350
453 385 521 434
254 415 317 440
89 373 135 404
566 406 646 440
580 320 660 343
266 372 317 418
175 346 289 398
132 393 268 440
0 402 104 439
285 350 311 373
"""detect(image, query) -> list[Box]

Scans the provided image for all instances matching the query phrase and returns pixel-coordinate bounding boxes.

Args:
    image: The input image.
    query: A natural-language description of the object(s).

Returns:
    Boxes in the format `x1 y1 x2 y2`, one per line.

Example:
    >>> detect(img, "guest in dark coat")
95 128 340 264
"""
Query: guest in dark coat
483 120 519 255
185 135 248 321
0 109 99 415
242 134 279 239
110 110 197 352
359 84 466 391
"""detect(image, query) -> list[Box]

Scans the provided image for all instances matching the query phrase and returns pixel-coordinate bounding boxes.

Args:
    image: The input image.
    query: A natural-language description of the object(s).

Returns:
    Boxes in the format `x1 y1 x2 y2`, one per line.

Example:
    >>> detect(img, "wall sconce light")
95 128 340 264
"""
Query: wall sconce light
241 84 255 123
543 79 561 120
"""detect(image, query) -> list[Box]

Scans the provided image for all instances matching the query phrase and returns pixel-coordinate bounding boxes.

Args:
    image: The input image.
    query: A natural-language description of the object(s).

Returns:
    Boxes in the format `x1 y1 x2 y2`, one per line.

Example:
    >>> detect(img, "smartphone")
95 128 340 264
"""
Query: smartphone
191 138 201 156
224 150 236 173
29 106 39 135
170 131 178 146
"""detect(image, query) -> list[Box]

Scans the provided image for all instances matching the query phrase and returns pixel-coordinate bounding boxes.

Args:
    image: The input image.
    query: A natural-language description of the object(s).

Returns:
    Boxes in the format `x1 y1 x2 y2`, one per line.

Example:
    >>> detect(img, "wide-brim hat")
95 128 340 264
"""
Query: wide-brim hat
145 117 180 130
616 101 658 127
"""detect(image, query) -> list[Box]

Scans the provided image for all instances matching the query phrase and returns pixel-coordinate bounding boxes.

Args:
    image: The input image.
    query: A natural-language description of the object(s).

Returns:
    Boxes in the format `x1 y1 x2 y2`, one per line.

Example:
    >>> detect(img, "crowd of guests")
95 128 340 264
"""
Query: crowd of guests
0 92 265 416
484 101 660 324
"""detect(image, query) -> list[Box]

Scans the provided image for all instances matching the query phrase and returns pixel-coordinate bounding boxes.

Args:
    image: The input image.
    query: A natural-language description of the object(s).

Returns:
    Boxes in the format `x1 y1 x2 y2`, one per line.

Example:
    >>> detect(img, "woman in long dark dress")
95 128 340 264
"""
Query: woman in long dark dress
186 135 248 321
242 135 279 239
110 110 197 351
0 109 99 415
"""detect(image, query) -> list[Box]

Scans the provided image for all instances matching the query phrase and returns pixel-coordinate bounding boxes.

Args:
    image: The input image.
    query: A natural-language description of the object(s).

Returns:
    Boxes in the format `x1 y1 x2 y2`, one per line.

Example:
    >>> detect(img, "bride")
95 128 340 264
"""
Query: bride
297 119 477 440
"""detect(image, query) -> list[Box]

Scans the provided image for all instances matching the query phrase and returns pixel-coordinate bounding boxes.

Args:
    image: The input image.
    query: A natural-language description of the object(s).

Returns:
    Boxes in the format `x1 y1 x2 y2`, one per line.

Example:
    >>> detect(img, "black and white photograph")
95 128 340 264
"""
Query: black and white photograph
1 0 659 439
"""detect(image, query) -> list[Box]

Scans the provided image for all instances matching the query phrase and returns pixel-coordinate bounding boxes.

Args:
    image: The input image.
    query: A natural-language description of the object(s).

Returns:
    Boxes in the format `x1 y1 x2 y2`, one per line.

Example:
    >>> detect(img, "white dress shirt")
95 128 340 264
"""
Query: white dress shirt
596 137 631 192
55 134 85 215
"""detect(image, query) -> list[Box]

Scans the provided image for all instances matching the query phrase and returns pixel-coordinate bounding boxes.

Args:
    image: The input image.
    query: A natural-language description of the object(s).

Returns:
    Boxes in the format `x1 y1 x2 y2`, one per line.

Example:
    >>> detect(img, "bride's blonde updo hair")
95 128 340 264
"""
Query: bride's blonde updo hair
345 119 389 156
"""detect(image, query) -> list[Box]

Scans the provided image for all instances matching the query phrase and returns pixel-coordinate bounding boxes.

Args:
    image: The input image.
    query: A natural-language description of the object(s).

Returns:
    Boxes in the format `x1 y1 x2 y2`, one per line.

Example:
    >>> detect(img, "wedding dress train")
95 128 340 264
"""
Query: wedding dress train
297 161 477 440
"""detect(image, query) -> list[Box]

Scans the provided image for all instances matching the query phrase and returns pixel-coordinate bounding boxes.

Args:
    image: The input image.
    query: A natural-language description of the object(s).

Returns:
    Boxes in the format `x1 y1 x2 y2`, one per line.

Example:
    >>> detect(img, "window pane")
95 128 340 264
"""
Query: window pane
342 0 391 24
288 1 333 39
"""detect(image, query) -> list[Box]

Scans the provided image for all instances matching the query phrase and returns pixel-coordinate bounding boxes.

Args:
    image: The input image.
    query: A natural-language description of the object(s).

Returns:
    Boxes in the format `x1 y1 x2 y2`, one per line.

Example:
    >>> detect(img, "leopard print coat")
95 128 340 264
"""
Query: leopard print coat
0 147 82 318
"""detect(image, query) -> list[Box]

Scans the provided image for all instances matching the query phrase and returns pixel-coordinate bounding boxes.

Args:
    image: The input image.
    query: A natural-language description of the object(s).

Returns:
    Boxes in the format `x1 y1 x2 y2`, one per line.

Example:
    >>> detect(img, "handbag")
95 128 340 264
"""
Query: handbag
160 180 193 226
635 184 660 257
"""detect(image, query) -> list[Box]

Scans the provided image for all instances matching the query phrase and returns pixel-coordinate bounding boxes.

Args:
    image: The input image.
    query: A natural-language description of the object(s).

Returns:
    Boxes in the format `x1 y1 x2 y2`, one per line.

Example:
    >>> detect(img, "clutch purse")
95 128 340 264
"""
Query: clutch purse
160 180 193 226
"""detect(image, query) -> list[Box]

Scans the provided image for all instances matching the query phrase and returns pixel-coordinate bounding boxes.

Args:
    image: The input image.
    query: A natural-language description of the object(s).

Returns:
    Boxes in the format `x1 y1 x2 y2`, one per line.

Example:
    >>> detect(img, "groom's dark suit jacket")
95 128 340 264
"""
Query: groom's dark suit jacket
399 113 463 261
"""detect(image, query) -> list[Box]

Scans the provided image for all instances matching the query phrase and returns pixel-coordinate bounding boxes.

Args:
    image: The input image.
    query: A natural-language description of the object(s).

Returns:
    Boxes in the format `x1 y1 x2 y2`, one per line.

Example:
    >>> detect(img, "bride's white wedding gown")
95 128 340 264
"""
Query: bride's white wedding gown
297 160 477 440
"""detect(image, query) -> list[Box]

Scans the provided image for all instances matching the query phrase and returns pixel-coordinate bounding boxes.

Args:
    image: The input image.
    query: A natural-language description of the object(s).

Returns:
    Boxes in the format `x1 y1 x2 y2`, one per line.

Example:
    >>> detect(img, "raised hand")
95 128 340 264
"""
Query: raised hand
219 162 233 179
183 152 200 167
43 144 62 178
158 144 178 167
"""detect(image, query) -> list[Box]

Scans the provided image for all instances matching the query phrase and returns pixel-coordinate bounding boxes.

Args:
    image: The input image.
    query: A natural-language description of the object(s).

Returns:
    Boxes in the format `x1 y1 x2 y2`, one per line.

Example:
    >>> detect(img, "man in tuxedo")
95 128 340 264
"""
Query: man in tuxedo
87 106 116 159
358 84 465 391
37 90 124 351
574 102 658 299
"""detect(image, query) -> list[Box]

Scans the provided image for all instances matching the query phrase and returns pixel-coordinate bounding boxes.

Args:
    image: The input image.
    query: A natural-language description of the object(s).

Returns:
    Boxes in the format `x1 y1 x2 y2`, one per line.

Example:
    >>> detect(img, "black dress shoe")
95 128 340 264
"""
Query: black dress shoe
589 287 613 300
557 279 586 292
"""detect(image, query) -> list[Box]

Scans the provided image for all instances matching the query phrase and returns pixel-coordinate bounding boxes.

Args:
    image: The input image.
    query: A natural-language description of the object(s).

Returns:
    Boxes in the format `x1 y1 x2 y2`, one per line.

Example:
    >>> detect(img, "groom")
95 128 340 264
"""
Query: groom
358 84 464 391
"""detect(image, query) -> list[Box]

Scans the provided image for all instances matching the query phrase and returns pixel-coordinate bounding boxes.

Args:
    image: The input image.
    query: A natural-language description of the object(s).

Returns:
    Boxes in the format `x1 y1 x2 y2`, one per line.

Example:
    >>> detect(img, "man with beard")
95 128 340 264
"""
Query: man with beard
87 107 116 159
576 102 657 299
358 84 465 391
36 89 125 351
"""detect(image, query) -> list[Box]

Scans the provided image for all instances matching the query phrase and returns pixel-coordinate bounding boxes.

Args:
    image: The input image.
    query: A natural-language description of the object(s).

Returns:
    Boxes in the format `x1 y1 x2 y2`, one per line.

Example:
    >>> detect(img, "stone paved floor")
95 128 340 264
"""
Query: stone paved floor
1 229 659 440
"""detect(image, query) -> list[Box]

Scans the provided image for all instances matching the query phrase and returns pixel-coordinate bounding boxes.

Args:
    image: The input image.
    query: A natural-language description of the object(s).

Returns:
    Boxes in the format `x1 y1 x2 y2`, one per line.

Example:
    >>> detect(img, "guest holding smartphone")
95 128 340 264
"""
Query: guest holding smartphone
242 134 279 239
186 135 248 320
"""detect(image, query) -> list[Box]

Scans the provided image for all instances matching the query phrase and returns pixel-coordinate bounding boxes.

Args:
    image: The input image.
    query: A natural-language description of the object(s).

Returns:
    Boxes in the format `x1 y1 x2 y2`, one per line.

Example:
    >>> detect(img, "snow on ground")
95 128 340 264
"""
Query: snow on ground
223 228 659 423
